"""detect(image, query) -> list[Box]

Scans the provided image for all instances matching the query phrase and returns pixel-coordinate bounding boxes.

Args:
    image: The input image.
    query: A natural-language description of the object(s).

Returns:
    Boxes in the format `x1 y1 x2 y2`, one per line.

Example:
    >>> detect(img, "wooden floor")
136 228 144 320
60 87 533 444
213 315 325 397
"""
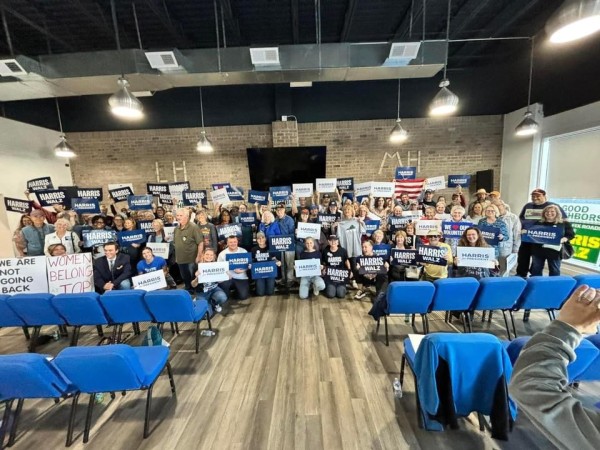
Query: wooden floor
2 290 599 450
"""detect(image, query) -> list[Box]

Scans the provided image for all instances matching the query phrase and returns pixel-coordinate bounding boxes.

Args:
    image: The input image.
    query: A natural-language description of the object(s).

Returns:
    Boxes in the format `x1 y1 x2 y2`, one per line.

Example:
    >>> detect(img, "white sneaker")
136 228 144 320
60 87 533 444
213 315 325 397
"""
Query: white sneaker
313 284 320 296
215 304 223 313
350 280 359 290
354 290 367 300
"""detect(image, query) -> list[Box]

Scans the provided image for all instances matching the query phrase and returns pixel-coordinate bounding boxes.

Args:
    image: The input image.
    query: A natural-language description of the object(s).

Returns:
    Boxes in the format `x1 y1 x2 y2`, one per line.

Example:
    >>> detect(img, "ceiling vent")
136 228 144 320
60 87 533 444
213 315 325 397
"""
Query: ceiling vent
145 51 180 70
0 59 27 77
250 47 280 66
383 42 422 67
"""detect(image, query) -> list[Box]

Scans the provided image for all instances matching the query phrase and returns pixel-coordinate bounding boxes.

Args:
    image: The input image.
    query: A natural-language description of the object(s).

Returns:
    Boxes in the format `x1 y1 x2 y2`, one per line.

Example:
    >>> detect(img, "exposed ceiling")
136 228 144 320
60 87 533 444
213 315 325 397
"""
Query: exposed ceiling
1 0 599 132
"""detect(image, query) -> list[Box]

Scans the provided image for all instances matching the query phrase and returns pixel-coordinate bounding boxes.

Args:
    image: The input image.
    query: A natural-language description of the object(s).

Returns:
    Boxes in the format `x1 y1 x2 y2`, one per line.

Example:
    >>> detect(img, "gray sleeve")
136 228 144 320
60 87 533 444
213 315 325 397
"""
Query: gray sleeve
508 320 600 450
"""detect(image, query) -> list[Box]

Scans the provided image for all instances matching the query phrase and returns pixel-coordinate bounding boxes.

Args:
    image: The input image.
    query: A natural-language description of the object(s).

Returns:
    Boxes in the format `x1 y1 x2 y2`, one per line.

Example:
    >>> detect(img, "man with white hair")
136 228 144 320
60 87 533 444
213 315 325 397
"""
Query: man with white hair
173 208 203 294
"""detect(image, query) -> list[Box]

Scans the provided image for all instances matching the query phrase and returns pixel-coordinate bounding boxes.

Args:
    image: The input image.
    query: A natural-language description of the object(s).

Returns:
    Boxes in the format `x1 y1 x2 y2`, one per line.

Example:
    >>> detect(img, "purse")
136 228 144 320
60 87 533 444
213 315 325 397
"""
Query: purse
405 265 423 280
561 241 574 260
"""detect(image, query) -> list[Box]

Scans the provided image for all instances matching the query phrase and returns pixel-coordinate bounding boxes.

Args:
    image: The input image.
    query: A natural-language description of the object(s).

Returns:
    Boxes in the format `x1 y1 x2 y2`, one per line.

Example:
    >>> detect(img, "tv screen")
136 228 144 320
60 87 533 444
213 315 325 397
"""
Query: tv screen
246 146 327 191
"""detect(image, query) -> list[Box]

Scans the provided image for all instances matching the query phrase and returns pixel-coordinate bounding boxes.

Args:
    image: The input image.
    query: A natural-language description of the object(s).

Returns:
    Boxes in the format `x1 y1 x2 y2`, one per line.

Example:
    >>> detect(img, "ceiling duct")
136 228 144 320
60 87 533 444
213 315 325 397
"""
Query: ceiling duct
249 47 281 70
144 51 181 70
0 59 27 77
0 41 445 102
383 42 422 67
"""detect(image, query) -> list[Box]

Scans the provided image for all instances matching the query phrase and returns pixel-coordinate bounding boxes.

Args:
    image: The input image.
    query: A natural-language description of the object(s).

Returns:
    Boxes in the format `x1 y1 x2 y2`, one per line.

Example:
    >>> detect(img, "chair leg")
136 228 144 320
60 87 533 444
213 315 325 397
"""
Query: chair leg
1 399 14 446
157 323 164 334
411 314 416 327
70 327 80 347
509 310 518 339
166 362 176 396
28 327 41 353
175 322 180 334
66 394 79 447
59 325 69 337
481 310 486 322
384 315 389 346
488 310 493 323
501 310 512 340
465 312 473 333
205 312 213 330
195 321 200 354
21 326 30 340
143 386 154 439
421 314 429 334
400 354 406 385
8 399 22 446
117 325 124 343
96 325 104 337
375 317 381 335
133 322 141 335
83 394 95 443
169 322 176 335
460 313 467 333
444 311 450 323
546 309 553 321
477 412 486 431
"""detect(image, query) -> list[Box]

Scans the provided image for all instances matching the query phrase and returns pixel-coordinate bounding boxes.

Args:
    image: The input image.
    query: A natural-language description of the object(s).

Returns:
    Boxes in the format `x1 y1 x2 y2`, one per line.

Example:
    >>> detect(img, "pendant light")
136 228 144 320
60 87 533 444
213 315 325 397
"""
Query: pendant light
389 79 408 143
429 0 459 116
546 0 600 44
107 0 144 120
515 38 539 137
53 99 76 158
196 87 214 153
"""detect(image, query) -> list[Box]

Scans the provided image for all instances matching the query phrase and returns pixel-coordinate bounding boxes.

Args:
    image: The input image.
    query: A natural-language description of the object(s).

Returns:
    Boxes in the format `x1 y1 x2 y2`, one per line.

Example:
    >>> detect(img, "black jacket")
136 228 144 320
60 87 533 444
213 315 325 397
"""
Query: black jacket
93 253 132 293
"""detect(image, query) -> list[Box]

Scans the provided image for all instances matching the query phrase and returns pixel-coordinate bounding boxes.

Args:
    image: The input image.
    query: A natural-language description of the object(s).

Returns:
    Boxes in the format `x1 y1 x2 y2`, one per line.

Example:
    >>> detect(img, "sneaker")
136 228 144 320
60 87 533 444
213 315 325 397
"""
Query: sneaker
354 289 367 300
313 284 320 297
350 280 359 290
215 304 223 313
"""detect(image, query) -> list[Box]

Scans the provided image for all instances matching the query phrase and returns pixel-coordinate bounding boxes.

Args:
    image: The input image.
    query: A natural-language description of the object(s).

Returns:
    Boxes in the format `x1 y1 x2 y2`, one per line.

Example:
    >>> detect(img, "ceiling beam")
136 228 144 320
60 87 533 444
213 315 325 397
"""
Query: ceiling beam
448 0 493 38
391 0 422 41
340 0 358 42
142 0 191 47
291 0 299 44
219 0 242 45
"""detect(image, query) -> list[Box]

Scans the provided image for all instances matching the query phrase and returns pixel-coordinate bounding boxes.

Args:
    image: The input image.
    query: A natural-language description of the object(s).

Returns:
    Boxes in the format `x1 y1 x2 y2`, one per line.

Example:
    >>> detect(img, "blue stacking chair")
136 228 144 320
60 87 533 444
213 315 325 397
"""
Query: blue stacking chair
382 282 435 346
0 353 78 447
0 295 31 342
100 290 152 341
515 276 577 330
6 293 65 352
429 278 480 333
400 333 515 438
51 293 110 346
573 274 600 289
53 344 176 443
470 277 527 340
504 336 599 382
143 290 212 353
573 335 600 383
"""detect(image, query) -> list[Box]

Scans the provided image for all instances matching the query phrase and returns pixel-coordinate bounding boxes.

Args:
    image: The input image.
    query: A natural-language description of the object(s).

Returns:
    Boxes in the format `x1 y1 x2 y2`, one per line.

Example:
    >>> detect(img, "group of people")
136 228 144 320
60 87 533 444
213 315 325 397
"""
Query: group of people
10 183 574 316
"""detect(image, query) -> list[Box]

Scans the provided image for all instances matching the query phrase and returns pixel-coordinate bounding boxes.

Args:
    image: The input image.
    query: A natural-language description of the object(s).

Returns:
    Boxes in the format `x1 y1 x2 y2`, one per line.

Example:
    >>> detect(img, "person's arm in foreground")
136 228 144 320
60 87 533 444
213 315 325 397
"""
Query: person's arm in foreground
509 285 600 450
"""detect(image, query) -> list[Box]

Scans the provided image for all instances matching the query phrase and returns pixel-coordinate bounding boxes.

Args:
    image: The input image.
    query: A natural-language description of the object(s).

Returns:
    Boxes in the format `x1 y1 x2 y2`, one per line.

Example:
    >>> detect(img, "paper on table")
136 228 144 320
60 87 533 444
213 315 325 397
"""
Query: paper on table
408 334 425 353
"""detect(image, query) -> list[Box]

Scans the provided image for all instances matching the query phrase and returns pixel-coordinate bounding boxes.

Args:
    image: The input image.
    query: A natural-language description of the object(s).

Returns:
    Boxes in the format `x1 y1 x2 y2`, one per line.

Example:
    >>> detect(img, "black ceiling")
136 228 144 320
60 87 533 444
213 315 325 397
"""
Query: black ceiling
2 0 600 132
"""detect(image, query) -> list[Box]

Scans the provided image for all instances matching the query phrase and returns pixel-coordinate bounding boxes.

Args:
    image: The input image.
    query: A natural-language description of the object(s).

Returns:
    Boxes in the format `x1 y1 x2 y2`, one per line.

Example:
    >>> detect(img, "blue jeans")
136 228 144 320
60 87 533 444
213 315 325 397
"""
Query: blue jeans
325 283 347 299
255 277 276 296
219 279 250 300
116 279 132 290
178 262 198 292
197 287 228 309
530 255 561 276
299 276 325 299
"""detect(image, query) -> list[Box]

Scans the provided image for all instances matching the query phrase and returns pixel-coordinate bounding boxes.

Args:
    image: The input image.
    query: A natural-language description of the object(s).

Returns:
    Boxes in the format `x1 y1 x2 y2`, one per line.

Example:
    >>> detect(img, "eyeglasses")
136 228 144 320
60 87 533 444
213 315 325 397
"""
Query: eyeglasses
429 236 440 239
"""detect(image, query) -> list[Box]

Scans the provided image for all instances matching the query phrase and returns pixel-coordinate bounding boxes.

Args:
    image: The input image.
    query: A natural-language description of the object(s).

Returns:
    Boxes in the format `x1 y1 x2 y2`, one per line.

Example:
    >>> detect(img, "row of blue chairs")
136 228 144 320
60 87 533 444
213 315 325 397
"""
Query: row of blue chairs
380 274 600 345
0 290 212 353
0 344 175 447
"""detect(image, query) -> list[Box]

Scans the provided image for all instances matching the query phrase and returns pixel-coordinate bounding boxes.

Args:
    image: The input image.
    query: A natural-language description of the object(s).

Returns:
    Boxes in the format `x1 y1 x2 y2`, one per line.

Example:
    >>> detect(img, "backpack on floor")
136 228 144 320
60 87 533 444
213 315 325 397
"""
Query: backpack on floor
142 325 170 347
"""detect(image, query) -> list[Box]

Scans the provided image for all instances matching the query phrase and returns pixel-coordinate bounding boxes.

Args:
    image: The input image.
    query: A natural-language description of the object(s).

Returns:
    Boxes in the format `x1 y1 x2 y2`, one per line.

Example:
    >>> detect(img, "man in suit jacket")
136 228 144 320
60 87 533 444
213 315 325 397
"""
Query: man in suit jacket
93 241 132 293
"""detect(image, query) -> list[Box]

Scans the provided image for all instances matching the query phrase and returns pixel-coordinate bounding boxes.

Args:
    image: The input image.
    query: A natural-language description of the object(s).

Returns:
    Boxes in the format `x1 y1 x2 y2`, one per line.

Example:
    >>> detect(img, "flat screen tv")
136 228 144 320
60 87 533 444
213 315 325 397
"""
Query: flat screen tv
246 146 327 191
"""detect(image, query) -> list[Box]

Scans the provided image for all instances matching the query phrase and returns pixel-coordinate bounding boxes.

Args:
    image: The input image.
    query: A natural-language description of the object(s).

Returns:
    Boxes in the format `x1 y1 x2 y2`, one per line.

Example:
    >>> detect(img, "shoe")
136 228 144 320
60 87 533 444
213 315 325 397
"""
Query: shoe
350 280 359 290
354 290 367 300
215 304 223 313
313 284 320 296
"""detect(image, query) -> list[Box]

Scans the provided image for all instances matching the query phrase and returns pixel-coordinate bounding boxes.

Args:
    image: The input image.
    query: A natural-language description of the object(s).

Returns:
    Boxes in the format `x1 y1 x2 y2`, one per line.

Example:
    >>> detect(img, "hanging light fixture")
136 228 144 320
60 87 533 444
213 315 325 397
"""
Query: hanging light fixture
53 99 76 158
107 0 144 120
429 0 459 116
196 87 214 153
515 38 540 137
389 79 408 143
546 0 600 44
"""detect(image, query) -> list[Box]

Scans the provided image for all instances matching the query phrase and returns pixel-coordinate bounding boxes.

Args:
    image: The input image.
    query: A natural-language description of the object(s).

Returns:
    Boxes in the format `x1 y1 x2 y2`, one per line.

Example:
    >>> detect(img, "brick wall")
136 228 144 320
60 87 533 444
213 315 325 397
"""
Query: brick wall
68 115 503 203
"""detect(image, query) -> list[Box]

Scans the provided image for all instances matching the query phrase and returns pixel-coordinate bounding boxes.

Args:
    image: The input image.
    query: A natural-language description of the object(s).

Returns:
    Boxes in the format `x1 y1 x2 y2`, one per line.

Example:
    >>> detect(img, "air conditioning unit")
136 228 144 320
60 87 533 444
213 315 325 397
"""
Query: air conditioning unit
250 47 280 66
0 59 27 77
383 42 422 67
145 51 180 70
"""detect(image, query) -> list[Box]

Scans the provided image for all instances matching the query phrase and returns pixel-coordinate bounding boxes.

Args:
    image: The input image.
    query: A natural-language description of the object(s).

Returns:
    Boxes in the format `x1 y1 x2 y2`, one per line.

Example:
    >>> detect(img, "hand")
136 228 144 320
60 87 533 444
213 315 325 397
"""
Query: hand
103 282 114 291
521 230 527 235
276 261 281 267
498 234 504 241
557 285 600 334
560 237 568 243
24 190 31 198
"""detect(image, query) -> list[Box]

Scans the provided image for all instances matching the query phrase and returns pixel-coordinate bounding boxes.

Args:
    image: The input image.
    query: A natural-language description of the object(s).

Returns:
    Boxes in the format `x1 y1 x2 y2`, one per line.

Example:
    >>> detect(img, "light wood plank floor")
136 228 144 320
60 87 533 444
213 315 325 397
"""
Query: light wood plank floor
2 291 599 450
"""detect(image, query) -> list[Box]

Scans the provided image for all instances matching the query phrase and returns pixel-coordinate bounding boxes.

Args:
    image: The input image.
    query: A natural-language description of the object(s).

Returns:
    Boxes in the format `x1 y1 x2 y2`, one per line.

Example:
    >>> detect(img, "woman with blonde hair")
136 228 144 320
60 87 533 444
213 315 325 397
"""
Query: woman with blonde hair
530 204 575 276
44 218 80 255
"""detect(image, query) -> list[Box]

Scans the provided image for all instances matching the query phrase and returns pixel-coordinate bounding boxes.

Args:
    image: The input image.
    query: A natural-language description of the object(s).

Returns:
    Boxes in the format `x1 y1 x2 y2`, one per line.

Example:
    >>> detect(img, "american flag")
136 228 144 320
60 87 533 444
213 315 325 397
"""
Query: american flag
394 178 425 200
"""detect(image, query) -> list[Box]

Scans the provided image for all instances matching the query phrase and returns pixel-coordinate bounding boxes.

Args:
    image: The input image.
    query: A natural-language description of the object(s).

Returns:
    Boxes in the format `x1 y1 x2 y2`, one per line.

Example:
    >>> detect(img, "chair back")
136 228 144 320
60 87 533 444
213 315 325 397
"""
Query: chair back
578 335 600 382
6 293 65 326
430 278 480 312
144 290 196 322
98 290 154 323
51 292 109 326
517 276 577 310
386 281 435 315
573 274 600 290
53 345 145 393
471 277 526 311
0 353 74 399
0 295 26 327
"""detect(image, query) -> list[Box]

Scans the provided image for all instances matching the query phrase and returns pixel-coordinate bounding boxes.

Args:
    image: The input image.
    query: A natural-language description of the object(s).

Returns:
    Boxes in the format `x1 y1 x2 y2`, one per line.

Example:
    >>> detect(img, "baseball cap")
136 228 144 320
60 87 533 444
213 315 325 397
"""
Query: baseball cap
490 191 501 197
329 201 337 207
322 193 331 198
531 188 546 196
476 188 487 194
309 204 319 211
30 210 46 218
424 189 434 194
328 235 339 241
427 229 442 237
